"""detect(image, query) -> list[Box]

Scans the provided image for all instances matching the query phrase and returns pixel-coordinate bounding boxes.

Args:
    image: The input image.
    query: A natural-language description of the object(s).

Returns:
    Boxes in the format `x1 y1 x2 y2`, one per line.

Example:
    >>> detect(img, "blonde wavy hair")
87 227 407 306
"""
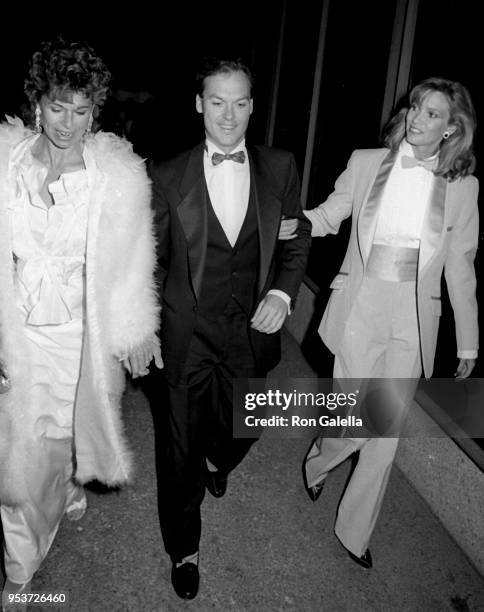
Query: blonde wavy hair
383 77 476 181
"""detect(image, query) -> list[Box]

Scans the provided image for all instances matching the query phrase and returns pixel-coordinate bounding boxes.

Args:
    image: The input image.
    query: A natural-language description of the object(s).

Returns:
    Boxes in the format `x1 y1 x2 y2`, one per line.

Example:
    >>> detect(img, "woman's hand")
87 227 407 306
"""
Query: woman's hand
122 335 164 378
278 217 298 240
454 358 476 380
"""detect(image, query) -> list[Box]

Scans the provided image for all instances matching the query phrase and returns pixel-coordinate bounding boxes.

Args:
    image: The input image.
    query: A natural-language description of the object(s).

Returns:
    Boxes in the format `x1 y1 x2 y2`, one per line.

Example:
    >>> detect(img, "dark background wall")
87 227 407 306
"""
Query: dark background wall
0 3 284 160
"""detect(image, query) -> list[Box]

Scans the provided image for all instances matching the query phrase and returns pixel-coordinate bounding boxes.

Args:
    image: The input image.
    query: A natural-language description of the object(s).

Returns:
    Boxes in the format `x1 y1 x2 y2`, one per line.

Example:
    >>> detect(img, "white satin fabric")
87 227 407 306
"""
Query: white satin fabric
1 139 88 582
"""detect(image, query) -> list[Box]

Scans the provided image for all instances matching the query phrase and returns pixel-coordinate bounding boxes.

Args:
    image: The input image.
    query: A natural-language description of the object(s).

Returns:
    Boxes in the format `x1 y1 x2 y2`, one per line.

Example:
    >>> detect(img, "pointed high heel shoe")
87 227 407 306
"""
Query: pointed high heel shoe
306 480 325 502
348 548 373 569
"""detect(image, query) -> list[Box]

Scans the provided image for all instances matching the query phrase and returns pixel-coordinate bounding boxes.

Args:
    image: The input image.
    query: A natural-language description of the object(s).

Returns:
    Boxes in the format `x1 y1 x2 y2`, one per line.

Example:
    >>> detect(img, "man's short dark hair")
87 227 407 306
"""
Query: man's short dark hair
195 57 254 96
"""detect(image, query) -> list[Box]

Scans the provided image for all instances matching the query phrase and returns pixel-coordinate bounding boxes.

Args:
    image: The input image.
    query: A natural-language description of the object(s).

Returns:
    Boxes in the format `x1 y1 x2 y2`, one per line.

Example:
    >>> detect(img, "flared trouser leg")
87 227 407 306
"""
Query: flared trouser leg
305 278 422 557
333 437 399 556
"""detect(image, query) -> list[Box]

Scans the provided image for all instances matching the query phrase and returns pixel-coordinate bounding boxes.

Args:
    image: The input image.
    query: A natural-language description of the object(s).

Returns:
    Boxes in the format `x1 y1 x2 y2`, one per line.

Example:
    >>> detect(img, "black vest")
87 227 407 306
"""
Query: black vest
198 187 259 317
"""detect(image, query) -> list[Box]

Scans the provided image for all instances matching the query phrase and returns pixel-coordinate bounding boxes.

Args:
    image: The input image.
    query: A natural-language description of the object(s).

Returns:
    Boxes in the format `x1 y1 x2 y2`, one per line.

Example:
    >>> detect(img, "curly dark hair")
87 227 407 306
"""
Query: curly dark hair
24 37 111 116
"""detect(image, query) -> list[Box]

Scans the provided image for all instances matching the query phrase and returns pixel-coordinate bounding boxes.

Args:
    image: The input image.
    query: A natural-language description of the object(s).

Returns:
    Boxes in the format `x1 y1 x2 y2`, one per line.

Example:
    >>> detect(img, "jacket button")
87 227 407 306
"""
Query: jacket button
193 305 198 312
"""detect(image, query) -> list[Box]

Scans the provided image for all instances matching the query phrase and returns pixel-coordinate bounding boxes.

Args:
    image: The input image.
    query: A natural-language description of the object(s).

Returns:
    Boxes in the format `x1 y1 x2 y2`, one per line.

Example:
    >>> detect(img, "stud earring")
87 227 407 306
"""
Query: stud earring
34 105 42 134
442 131 450 139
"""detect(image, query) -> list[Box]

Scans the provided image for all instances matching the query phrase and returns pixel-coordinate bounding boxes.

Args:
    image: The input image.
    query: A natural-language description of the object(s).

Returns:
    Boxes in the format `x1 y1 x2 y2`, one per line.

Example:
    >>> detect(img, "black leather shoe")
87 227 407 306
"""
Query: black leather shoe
171 562 199 599
348 548 372 569
206 470 228 498
307 480 325 502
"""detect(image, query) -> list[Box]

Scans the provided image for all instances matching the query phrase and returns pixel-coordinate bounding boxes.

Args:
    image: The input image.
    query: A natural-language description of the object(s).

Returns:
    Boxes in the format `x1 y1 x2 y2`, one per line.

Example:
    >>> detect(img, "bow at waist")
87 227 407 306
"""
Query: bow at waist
16 254 85 325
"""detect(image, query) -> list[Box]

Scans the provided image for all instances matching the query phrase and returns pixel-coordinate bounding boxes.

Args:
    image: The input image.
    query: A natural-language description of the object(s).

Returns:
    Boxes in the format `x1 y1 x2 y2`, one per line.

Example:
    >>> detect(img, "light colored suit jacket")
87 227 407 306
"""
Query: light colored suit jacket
306 148 479 378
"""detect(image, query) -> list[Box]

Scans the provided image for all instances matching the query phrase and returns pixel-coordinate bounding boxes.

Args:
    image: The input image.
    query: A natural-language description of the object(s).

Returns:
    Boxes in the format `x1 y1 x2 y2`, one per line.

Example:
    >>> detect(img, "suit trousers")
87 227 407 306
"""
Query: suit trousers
305 277 422 557
158 300 260 561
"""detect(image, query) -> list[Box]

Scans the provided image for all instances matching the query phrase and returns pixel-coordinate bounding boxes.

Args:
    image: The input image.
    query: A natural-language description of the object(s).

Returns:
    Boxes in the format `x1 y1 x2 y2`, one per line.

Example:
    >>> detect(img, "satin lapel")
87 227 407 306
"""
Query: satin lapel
419 175 446 273
357 150 397 263
248 148 281 293
176 144 207 301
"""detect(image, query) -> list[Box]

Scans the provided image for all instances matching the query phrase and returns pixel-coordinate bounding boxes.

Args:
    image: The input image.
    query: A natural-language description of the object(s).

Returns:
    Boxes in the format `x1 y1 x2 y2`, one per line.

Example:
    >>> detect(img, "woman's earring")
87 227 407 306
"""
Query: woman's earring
442 131 450 139
34 105 42 133
86 114 93 135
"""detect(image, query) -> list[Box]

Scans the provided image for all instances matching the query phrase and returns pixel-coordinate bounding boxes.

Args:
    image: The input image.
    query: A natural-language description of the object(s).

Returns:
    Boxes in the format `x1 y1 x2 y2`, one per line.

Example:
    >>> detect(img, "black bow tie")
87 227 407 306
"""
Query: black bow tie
211 151 246 166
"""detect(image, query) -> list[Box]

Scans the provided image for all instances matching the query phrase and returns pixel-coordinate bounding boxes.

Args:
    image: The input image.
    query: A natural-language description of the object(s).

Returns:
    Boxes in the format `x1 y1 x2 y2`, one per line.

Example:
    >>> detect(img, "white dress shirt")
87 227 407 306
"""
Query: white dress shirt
204 139 250 247
373 140 436 249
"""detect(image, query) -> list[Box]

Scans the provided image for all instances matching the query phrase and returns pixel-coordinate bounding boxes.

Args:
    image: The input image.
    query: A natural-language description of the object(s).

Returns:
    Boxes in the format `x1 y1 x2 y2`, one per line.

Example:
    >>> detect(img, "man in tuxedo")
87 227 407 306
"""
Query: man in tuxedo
150 58 311 599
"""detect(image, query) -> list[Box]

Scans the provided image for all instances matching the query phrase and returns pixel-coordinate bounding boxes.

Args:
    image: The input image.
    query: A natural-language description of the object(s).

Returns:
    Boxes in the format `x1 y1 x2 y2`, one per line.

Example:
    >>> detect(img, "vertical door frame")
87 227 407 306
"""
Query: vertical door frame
300 0 330 208
380 0 420 129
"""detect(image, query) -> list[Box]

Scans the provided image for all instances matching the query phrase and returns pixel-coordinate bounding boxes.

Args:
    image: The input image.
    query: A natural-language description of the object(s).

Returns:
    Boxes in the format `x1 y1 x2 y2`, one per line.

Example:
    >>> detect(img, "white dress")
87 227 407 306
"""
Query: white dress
1 139 89 583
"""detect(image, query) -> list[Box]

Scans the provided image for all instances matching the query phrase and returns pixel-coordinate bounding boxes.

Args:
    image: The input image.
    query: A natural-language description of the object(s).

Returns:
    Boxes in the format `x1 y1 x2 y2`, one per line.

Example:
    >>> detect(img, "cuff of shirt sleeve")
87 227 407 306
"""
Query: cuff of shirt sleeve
267 289 292 315
457 350 478 359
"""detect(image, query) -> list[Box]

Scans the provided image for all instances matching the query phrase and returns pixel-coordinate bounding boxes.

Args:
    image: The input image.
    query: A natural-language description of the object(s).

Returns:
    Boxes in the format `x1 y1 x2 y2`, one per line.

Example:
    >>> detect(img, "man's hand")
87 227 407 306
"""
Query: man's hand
251 294 288 334
278 217 298 240
122 335 164 378
454 358 476 381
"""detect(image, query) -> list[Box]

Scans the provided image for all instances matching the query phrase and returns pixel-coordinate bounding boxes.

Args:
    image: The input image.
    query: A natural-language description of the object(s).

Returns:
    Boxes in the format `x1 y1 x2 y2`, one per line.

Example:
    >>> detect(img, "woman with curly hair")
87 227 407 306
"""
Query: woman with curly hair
297 77 478 568
0 38 160 604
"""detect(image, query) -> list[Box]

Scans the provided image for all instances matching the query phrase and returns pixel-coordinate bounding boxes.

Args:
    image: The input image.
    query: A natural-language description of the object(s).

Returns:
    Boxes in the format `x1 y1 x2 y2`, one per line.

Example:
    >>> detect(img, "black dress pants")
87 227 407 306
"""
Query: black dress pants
158 300 261 561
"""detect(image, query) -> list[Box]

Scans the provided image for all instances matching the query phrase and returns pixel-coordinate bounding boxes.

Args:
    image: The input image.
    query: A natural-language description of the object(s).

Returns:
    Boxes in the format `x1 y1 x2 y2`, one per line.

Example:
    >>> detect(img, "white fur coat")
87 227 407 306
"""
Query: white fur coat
0 118 159 505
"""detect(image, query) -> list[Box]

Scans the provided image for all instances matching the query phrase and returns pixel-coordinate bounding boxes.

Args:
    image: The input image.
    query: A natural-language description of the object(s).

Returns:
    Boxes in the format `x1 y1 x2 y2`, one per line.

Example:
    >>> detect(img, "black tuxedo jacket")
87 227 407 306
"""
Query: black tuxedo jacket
150 142 311 383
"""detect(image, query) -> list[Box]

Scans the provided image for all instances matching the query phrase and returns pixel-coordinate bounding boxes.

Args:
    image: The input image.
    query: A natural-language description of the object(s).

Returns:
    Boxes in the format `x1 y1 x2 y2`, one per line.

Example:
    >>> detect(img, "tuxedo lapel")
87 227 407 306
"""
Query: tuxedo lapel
248 148 281 293
176 143 207 300
357 149 397 263
419 175 447 272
